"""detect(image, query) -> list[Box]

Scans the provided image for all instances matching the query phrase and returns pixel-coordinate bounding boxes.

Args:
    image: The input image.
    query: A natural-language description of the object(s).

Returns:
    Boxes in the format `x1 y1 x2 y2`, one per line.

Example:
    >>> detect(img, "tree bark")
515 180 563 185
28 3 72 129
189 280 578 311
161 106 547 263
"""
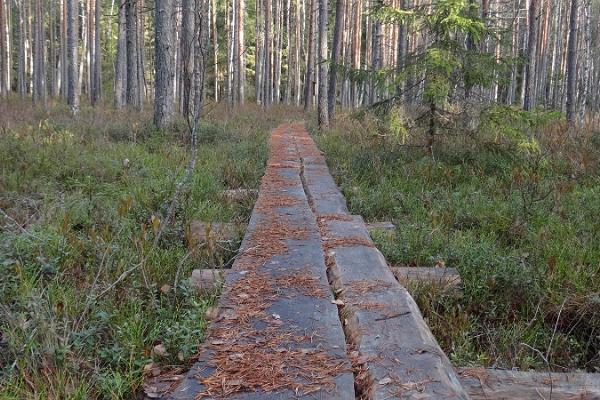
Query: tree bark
33 0 46 104
0 0 8 95
565 0 578 123
126 0 141 108
181 0 195 116
92 0 102 104
115 0 127 107
303 0 315 110
328 0 344 117
317 0 329 127
154 0 176 128
67 0 79 114
523 0 539 111
263 0 272 107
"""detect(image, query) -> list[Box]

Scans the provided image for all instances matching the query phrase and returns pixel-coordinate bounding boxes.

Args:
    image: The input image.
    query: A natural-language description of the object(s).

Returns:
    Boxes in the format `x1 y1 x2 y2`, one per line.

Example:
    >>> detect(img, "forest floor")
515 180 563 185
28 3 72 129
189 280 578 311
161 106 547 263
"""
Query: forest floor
1 99 599 399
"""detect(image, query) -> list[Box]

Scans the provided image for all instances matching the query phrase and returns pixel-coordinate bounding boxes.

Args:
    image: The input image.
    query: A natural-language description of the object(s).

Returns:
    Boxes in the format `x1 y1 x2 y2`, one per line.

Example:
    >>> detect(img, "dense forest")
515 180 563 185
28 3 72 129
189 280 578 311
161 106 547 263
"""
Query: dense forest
0 0 599 127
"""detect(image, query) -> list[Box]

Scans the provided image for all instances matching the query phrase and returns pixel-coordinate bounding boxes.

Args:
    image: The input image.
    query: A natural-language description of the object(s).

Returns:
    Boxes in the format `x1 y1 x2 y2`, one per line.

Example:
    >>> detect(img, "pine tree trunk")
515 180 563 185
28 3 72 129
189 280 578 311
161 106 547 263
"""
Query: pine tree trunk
33 0 46 104
181 0 195 116
317 0 329 127
126 0 140 108
523 0 539 111
211 0 218 101
61 0 68 98
328 0 344 117
565 0 578 123
263 0 272 107
115 0 127 107
285 0 292 104
294 0 301 105
303 0 315 110
0 0 8 95
154 0 176 128
238 0 245 104
17 0 26 96
91 0 101 104
67 0 79 114
255 0 263 103
137 0 146 103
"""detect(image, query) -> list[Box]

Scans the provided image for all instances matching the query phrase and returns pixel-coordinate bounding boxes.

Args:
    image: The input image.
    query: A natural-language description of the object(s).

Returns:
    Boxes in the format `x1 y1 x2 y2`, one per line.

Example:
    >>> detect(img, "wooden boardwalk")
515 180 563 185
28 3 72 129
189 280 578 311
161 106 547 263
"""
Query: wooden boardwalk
168 123 598 399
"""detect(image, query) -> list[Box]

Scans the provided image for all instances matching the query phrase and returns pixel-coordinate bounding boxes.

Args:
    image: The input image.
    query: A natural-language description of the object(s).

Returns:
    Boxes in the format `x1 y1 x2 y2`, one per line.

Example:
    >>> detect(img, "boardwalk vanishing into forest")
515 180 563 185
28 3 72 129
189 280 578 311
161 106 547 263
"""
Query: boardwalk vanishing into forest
164 123 600 400
167 123 466 399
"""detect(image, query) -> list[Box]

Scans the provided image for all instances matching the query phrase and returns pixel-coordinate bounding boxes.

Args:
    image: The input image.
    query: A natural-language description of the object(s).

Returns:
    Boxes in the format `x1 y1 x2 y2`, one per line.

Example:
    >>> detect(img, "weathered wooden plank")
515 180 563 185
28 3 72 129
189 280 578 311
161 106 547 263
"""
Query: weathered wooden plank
169 124 355 399
321 218 468 399
391 266 462 288
458 368 600 400
365 221 396 232
295 129 469 398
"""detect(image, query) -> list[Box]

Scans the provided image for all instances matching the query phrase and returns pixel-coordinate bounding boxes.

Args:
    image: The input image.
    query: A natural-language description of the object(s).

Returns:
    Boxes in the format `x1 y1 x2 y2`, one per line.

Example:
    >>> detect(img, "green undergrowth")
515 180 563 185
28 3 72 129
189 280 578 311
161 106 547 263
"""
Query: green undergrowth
0 99 299 399
315 110 600 372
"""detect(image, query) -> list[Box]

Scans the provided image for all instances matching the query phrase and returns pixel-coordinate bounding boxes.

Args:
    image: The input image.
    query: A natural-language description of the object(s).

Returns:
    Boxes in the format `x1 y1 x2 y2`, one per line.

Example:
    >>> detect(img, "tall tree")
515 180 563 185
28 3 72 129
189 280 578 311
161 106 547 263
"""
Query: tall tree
67 0 79 114
0 0 7 96
32 0 46 104
91 0 102 104
523 0 540 111
115 0 127 107
126 0 141 108
263 0 272 107
327 0 344 117
154 0 176 128
317 0 329 126
303 0 316 110
565 0 578 123
181 0 195 116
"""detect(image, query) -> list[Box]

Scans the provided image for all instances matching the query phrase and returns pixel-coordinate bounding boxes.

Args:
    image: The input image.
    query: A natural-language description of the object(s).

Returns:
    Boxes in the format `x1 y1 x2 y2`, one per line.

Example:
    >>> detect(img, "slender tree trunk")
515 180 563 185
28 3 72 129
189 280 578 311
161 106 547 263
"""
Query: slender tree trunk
0 0 7 95
67 0 79 114
577 1 590 125
211 0 218 101
317 0 329 126
565 0 578 123
285 0 292 104
61 0 68 98
181 0 194 116
255 0 263 103
137 0 146 103
303 0 315 110
263 0 272 107
328 0 344 117
91 0 102 104
17 0 26 96
154 0 176 128
523 0 539 111
33 0 46 104
294 0 301 105
115 0 127 107
238 0 245 105
126 0 140 108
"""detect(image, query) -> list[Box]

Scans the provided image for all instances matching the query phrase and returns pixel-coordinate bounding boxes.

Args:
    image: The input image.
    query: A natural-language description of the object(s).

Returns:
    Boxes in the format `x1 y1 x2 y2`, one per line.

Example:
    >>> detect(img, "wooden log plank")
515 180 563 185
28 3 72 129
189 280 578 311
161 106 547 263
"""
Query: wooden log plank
321 217 468 399
391 266 462 287
365 221 396 232
458 368 600 400
296 127 470 398
169 124 355 399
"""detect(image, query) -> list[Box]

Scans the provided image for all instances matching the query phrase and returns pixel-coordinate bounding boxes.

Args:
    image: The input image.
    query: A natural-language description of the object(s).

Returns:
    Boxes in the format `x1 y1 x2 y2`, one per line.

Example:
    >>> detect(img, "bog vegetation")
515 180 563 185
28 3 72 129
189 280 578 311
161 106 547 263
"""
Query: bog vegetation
1 0 600 397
